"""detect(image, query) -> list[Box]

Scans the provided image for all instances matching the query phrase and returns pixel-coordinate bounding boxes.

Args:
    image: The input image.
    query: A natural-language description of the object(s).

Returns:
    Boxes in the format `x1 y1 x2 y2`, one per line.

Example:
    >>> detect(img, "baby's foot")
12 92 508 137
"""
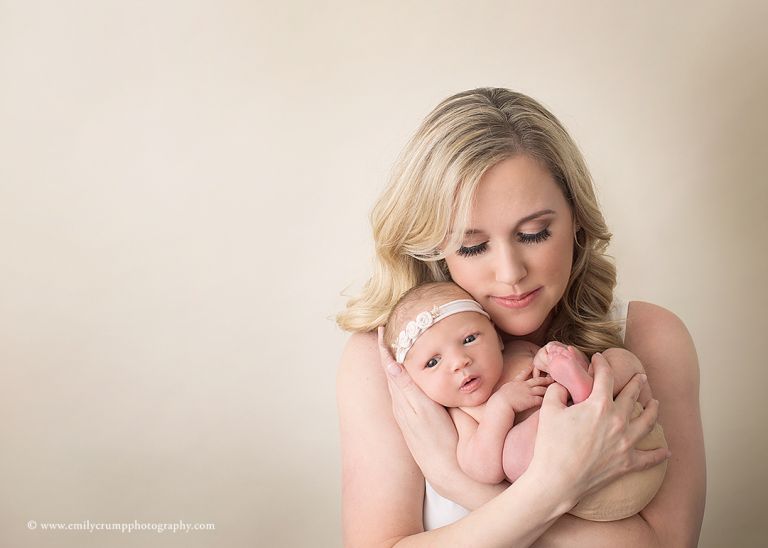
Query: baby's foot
533 342 592 403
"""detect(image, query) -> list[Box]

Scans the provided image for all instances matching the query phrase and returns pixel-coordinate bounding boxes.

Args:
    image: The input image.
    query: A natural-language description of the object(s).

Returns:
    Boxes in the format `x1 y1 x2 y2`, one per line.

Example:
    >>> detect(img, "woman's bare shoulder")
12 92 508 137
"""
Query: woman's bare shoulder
337 331 380 384
626 301 688 335
624 301 697 374
337 330 394 438
341 330 378 358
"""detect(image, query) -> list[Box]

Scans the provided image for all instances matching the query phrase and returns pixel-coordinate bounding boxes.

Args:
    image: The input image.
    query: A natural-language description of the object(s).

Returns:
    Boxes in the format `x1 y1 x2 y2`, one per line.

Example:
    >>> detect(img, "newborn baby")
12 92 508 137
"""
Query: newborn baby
384 281 668 521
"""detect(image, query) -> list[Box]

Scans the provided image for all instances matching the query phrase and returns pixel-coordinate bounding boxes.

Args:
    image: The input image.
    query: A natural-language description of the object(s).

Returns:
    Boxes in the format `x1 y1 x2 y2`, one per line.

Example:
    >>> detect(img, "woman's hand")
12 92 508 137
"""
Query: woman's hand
527 352 670 507
377 327 461 488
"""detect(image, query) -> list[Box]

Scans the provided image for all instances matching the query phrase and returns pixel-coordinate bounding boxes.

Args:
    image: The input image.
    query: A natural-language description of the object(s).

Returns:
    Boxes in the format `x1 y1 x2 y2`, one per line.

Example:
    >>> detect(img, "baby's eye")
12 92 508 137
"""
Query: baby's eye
463 334 477 344
426 357 440 369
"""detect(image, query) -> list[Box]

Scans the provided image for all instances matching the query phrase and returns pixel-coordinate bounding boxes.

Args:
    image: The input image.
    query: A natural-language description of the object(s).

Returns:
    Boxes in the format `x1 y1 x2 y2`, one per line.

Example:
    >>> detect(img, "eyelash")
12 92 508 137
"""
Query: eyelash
457 228 551 257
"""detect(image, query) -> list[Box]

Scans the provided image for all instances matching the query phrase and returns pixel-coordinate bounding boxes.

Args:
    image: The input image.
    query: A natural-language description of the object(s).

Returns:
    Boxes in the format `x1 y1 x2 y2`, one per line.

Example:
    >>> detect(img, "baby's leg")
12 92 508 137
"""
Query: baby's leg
501 410 540 482
602 347 653 406
533 342 593 403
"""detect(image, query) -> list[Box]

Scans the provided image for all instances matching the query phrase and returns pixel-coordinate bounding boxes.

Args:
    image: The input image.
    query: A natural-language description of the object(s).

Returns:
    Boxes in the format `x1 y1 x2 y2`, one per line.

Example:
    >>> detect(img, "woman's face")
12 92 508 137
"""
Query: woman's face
444 155 575 343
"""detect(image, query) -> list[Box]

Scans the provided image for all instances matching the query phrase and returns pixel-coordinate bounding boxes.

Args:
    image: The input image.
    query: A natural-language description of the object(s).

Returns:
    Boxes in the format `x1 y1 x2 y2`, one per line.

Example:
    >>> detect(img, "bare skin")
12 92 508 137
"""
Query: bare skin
338 154 704 546
453 340 655 484
338 303 703 547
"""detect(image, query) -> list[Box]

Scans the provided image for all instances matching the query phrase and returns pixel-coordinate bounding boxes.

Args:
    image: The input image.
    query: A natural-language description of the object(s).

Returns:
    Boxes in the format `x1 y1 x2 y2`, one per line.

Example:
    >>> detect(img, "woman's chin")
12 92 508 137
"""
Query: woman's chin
495 318 546 339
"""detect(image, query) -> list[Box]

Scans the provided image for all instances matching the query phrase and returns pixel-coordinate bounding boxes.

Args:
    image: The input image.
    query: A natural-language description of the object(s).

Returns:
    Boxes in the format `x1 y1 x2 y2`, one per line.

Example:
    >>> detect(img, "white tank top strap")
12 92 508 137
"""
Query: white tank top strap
607 296 629 343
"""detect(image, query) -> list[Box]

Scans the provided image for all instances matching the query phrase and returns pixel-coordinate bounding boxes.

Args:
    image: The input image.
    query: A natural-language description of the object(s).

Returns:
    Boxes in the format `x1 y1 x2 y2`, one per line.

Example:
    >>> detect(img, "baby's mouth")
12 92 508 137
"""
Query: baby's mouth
459 376 480 392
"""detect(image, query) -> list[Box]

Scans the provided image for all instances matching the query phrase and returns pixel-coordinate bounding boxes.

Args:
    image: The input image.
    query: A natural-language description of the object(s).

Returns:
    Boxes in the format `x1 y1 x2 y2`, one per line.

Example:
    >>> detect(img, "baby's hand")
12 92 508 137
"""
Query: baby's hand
490 365 553 413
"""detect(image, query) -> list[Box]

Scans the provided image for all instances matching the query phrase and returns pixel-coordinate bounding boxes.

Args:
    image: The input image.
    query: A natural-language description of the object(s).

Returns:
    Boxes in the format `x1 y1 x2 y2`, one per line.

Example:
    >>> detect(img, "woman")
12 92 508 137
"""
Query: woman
337 88 705 546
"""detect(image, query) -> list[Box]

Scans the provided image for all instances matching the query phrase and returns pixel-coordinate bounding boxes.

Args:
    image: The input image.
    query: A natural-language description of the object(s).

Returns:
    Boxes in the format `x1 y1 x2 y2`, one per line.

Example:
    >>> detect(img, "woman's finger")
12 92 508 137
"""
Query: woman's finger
377 326 398 368
614 372 647 417
377 327 435 413
625 398 660 444
377 326 415 392
541 381 569 410
586 352 615 402
630 446 671 472
377 327 416 414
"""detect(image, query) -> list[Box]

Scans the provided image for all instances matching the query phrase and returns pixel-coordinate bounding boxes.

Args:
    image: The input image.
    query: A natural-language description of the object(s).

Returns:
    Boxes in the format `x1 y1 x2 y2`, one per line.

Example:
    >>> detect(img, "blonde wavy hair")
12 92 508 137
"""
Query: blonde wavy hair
337 88 623 354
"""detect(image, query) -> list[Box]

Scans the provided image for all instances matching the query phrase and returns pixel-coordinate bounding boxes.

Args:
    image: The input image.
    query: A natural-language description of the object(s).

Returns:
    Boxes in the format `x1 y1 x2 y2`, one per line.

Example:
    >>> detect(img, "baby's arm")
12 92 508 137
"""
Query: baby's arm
450 368 551 485
449 407 507 484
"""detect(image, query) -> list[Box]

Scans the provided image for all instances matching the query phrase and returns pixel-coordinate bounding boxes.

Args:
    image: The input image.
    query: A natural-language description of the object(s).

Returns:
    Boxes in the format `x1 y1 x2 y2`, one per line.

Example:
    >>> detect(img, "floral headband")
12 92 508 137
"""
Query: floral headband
392 299 490 363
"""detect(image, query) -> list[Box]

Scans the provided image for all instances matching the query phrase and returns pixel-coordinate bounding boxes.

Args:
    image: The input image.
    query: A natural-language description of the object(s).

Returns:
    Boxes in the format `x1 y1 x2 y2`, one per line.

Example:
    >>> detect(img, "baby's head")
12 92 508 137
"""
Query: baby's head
385 282 504 408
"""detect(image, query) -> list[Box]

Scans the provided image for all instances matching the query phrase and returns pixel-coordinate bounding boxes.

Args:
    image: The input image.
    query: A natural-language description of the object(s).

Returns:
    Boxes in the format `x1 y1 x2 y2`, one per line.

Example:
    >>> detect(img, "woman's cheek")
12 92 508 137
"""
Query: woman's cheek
446 259 484 295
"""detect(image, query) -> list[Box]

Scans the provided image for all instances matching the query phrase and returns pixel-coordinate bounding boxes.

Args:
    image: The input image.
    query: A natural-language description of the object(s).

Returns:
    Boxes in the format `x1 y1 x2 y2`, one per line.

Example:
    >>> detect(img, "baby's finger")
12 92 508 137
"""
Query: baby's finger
527 376 554 387
530 386 548 396
513 364 534 381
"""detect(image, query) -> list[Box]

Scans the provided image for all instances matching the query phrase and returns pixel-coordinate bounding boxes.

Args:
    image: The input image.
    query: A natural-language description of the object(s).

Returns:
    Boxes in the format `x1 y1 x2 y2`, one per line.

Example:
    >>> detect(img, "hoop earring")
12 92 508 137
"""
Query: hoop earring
573 225 585 249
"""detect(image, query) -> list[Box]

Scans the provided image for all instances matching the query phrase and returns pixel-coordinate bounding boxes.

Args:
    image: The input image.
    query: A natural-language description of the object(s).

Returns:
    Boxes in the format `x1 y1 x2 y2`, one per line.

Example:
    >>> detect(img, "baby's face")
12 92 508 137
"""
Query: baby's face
402 311 503 408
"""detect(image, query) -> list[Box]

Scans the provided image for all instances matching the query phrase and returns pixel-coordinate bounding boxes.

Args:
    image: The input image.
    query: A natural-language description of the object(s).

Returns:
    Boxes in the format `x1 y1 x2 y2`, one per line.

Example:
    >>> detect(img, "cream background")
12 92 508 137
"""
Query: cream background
1 1 766 547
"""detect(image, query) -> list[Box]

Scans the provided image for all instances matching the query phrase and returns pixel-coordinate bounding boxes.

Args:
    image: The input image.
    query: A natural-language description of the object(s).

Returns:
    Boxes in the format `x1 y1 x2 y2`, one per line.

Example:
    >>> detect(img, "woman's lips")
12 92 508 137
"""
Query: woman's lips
460 377 481 393
491 287 541 309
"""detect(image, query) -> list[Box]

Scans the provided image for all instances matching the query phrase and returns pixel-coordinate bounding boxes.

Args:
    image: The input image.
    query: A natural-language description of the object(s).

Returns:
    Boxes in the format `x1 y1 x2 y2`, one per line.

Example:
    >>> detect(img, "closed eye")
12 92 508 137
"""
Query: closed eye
518 228 551 244
456 242 487 257
457 228 550 256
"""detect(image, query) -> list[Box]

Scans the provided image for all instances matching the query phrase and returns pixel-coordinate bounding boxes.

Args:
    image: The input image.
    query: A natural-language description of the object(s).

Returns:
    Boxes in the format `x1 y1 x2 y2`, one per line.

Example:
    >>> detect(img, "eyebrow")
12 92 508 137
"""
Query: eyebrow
463 209 556 235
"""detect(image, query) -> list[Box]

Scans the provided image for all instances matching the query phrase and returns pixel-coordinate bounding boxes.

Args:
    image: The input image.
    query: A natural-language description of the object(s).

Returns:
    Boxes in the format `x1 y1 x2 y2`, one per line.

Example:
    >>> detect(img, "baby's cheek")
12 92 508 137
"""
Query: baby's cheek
426 381 455 407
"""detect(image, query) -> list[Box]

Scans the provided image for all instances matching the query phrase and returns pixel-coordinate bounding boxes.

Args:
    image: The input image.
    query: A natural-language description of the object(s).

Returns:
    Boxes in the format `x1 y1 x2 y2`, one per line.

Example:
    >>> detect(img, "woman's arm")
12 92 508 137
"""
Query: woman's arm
338 331 668 547
630 302 706 546
531 302 705 548
338 332 509 546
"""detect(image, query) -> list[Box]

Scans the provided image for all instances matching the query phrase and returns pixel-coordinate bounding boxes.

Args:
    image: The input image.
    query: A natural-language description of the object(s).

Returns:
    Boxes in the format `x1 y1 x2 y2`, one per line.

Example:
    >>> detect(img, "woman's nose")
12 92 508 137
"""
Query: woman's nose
494 243 527 285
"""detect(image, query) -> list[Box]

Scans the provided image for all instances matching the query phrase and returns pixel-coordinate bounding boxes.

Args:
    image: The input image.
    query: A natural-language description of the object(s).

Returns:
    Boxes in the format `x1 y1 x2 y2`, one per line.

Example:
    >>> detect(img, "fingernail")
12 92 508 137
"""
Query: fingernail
639 374 647 384
666 450 672 458
387 363 402 376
